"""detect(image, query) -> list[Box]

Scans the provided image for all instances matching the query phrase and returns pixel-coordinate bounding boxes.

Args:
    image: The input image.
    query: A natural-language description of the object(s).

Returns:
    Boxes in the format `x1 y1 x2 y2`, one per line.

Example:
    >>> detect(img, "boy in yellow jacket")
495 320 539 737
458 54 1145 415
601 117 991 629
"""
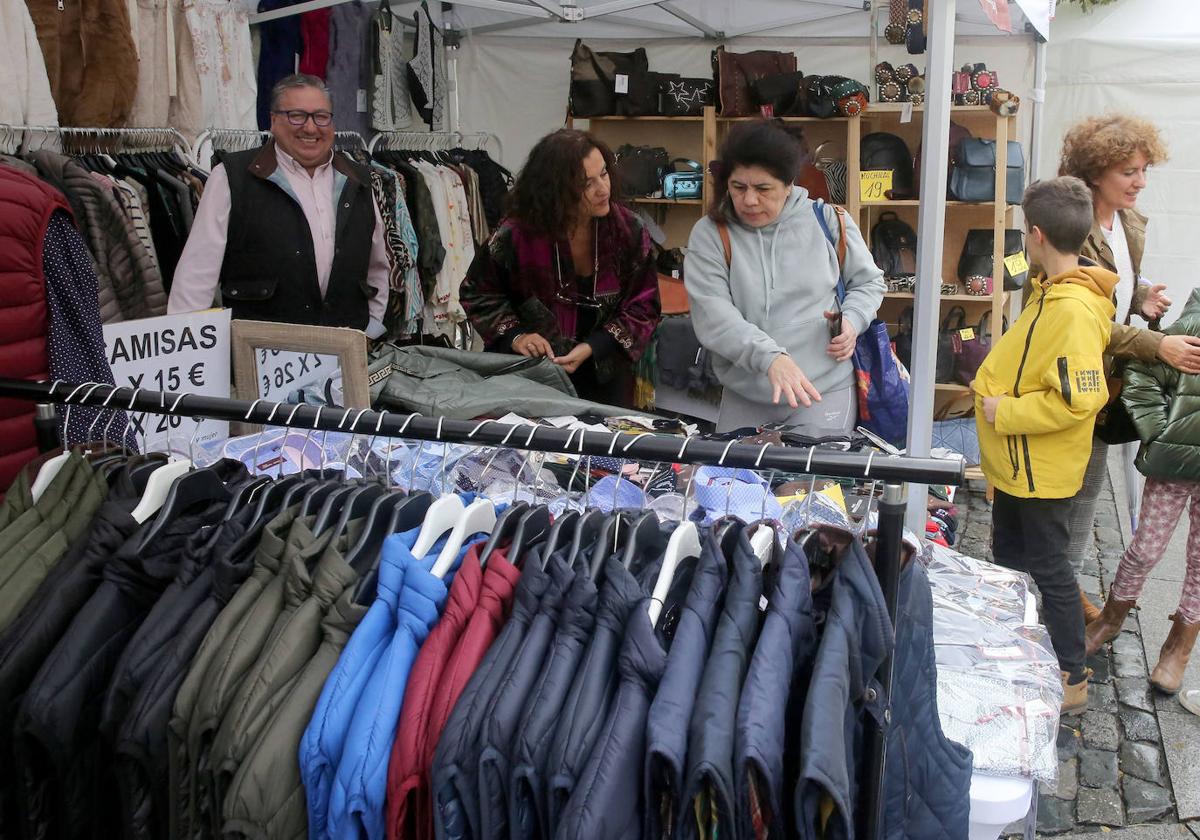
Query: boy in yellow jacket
973 176 1117 714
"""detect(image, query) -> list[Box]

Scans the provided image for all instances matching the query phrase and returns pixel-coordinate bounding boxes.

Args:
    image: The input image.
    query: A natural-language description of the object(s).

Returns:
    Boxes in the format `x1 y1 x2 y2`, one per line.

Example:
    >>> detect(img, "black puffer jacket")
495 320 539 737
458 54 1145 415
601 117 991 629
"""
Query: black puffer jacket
1123 288 1200 483
12 459 248 840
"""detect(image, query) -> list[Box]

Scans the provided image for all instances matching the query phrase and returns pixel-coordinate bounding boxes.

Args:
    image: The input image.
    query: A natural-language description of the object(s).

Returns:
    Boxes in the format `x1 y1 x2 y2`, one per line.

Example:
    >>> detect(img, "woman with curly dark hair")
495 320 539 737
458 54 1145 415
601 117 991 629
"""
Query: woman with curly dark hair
1049 115 1200 627
459 129 661 406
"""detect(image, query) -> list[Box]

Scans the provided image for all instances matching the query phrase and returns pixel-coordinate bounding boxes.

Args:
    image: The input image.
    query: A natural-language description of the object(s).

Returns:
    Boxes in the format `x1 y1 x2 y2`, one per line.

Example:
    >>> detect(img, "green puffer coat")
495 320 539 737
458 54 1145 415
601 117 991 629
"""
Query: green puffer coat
1122 288 1200 482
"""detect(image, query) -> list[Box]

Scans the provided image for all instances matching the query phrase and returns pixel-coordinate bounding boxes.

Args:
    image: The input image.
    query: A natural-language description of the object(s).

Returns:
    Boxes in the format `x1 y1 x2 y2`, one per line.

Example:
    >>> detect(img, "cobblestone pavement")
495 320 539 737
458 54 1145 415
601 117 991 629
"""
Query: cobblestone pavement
954 471 1199 838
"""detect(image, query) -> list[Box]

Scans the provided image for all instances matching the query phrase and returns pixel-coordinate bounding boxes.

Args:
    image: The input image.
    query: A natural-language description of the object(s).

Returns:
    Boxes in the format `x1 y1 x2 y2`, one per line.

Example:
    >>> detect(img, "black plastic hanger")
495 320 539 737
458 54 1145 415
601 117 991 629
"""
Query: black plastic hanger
299 480 341 519
351 491 435 602
587 512 628 581
224 475 272 521
620 512 661 569
508 505 551 564
135 466 231 551
716 517 743 561
477 502 529 566
542 510 580 561
564 509 606 570
252 474 303 525
311 485 358 536
345 491 407 573
329 483 388 544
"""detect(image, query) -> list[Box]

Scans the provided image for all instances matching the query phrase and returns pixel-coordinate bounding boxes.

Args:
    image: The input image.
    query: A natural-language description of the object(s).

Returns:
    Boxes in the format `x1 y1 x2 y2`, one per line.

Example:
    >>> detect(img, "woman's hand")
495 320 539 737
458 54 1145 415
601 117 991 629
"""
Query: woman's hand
767 354 822 409
1158 334 1200 374
554 343 594 374
512 332 554 358
824 311 858 362
1141 284 1172 321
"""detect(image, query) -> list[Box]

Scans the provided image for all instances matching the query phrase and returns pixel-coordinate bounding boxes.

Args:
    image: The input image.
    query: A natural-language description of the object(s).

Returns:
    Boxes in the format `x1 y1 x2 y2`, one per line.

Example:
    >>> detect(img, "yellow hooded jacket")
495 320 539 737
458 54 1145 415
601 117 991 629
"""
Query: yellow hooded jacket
974 265 1118 499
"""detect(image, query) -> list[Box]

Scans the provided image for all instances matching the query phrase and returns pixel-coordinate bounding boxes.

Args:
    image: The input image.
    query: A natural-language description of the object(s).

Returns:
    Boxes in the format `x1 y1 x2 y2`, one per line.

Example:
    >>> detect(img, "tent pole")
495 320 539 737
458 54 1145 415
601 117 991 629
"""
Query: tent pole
1029 34 1048 178
904 0 957 536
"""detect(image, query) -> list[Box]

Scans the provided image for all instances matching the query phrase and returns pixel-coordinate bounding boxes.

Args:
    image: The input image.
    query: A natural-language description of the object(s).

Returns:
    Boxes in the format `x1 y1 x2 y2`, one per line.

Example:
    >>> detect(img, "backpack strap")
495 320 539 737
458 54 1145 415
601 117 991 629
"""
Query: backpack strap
716 220 732 268
812 199 847 271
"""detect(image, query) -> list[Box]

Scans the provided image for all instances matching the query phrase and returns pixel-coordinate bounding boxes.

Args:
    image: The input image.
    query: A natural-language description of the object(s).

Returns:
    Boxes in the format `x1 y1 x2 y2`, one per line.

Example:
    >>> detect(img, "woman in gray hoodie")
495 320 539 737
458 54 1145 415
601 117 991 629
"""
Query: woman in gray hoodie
684 121 885 433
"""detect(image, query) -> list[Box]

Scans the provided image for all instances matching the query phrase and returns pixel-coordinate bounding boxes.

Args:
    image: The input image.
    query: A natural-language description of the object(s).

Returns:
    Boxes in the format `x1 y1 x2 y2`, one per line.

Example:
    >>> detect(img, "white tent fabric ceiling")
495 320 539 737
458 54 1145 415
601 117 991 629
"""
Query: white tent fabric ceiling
437 0 1037 39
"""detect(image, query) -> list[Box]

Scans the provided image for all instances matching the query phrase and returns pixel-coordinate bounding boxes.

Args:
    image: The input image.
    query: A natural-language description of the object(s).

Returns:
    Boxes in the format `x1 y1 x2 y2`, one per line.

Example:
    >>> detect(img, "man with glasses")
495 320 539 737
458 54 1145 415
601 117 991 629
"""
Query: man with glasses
169 74 390 336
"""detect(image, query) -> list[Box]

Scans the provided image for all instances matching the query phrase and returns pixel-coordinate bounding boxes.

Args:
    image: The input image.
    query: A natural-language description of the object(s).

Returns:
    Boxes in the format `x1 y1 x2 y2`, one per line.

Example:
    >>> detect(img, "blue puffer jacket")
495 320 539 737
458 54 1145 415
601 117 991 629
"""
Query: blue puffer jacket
882 560 974 840
794 532 893 839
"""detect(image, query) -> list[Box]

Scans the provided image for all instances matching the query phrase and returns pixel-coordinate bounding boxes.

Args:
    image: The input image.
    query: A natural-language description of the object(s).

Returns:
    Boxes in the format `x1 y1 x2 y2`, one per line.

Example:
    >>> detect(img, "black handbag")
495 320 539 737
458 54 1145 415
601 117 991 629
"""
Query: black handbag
1094 366 1141 444
937 306 967 384
750 70 807 117
620 71 674 117
804 75 870 119
657 77 715 117
957 229 1028 291
614 144 669 197
568 40 649 117
893 306 914 370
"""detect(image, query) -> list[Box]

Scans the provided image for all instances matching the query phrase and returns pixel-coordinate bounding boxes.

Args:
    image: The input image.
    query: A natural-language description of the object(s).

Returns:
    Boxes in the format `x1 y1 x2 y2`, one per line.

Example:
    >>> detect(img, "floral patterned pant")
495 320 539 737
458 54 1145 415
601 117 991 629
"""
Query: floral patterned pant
1111 477 1200 623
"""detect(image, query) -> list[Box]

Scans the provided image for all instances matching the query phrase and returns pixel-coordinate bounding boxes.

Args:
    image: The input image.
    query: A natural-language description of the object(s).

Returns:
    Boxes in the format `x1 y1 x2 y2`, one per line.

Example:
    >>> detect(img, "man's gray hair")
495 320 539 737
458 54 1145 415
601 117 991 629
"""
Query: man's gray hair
270 74 331 111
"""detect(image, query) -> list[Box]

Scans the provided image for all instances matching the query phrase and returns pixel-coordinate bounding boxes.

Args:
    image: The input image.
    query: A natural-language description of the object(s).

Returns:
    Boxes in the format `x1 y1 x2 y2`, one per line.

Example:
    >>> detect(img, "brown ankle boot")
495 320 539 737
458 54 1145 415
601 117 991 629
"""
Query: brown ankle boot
1080 586 1102 624
1150 613 1200 695
1084 595 1137 657
1061 671 1089 715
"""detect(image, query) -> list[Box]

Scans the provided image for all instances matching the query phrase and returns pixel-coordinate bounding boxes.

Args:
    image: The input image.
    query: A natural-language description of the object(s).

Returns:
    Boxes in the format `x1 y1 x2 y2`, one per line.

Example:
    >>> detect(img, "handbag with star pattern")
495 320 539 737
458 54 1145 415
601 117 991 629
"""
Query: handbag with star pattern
656 77 715 117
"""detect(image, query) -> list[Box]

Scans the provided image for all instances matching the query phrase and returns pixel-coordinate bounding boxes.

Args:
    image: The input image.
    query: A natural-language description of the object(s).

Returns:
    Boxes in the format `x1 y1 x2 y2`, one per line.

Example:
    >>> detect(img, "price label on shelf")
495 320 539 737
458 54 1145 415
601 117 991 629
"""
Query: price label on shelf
103 309 231 454
859 169 893 202
1004 251 1030 276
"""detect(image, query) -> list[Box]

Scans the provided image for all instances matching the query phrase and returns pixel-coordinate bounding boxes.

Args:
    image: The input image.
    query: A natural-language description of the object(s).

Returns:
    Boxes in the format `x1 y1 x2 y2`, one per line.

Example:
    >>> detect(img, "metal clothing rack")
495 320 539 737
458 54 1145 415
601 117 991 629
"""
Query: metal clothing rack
192 128 369 164
0 124 191 157
368 129 501 159
0 376 962 840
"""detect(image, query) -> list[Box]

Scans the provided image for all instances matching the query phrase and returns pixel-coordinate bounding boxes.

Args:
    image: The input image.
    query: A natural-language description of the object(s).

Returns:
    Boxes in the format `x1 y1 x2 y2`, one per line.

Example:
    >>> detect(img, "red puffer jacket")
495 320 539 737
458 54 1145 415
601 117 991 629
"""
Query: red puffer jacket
0 165 69 489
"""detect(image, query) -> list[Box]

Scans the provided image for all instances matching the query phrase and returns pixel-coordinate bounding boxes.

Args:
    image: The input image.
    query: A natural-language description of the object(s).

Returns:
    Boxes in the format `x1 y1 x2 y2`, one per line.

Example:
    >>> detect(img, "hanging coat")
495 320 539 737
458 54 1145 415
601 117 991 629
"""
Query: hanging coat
169 504 300 840
543 540 667 837
555 557 698 840
881 560 974 840
794 531 893 840
643 528 728 840
734 534 816 840
680 527 763 840
429 546 559 840
475 549 574 840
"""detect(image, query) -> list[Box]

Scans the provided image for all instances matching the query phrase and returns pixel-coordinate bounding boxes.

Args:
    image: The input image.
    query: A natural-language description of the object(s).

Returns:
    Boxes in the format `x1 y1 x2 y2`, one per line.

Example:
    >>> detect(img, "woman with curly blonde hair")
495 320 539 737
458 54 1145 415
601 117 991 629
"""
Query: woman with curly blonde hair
1057 115 1200 646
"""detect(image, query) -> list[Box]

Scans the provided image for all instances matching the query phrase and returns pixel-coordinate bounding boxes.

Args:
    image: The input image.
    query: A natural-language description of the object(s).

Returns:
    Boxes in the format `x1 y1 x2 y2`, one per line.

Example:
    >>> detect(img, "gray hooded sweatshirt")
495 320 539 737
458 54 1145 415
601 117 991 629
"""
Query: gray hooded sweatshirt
684 187 885 404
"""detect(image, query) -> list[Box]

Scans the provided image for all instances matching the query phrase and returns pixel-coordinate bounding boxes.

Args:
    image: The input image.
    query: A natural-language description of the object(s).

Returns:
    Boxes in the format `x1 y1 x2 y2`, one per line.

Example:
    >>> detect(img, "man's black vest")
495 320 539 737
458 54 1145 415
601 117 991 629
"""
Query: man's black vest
218 141 377 330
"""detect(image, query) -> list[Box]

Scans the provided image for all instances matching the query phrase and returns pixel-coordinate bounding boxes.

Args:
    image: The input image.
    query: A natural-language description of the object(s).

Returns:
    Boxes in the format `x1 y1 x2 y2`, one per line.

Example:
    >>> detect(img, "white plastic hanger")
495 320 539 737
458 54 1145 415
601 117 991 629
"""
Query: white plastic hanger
409 417 469 565
31 382 101 502
750 455 778 567
649 436 703 627
130 393 193 524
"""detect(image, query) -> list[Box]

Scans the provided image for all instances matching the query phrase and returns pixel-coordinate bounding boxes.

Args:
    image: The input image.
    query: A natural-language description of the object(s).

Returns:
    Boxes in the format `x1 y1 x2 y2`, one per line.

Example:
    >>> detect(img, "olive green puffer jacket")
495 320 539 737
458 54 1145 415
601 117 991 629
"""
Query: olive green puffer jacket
1122 288 1200 482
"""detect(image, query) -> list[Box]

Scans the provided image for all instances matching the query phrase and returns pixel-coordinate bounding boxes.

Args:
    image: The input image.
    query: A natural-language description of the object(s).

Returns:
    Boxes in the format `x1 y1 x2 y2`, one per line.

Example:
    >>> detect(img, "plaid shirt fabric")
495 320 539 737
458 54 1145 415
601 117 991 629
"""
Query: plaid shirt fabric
459 204 661 382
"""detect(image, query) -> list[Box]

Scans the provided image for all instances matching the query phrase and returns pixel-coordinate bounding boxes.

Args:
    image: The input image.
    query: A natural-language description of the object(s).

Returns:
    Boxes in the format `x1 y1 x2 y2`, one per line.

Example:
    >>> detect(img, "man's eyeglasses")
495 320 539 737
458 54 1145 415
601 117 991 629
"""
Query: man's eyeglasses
273 109 334 127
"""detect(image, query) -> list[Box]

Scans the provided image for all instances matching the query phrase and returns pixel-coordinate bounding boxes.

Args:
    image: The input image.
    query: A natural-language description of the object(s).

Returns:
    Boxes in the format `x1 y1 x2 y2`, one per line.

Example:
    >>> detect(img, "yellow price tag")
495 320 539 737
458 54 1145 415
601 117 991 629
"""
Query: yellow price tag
959 328 976 341
859 170 893 202
1004 251 1030 276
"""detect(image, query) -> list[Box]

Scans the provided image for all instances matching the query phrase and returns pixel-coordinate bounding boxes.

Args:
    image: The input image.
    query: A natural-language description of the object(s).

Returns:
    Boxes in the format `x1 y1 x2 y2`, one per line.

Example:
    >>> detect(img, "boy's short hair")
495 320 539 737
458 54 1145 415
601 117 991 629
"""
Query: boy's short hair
1022 177 1095 254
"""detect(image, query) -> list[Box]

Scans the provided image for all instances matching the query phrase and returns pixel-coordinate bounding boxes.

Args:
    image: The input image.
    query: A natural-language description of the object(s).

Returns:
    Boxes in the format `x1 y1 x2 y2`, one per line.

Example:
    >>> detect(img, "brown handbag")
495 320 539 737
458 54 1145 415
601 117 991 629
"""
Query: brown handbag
711 47 798 117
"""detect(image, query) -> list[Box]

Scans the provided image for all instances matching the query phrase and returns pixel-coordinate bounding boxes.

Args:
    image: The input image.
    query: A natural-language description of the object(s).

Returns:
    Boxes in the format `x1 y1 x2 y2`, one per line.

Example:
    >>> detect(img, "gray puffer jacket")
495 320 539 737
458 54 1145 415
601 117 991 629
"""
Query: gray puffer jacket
29 150 167 322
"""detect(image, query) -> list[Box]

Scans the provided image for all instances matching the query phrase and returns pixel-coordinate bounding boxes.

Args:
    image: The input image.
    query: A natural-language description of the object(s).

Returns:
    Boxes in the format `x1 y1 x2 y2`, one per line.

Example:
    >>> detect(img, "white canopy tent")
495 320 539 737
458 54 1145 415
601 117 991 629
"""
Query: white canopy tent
249 0 1050 527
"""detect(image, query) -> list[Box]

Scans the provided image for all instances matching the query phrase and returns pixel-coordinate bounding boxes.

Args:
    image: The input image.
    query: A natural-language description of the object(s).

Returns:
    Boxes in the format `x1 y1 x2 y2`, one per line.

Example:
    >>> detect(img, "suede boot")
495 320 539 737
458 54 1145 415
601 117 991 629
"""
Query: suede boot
1061 671 1089 715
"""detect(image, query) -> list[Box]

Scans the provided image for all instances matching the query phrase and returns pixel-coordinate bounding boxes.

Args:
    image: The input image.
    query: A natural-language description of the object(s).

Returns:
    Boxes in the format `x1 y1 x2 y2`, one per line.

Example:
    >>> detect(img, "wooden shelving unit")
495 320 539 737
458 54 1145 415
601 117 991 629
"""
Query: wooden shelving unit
569 104 1022 427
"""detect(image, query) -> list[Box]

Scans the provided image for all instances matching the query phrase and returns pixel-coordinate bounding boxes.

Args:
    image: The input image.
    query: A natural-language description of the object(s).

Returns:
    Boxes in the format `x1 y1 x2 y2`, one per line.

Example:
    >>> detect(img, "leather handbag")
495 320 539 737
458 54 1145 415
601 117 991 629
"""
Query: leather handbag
621 71 676 117
712 47 797 117
657 274 689 315
950 138 1026 204
893 306 914 369
568 40 649 117
937 306 967 383
750 70 808 117
957 229 1027 291
804 75 870 118
614 144 669 197
662 159 704 200
953 311 993 386
1094 366 1140 445
658 76 715 117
